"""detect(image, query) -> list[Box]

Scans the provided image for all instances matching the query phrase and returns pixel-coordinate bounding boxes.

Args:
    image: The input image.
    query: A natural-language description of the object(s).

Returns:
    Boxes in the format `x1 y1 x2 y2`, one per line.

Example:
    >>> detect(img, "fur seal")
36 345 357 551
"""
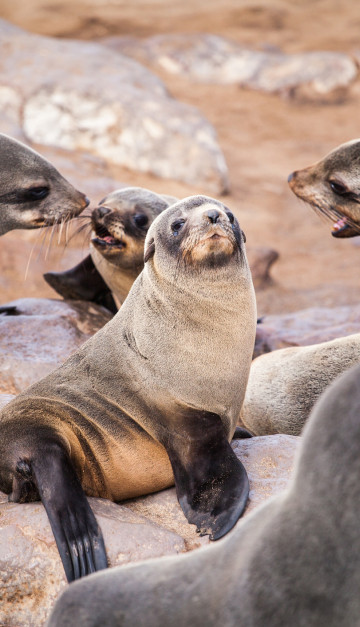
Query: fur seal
44 187 179 312
0 195 256 582
0 133 88 236
48 361 360 627
288 139 360 238
240 333 360 436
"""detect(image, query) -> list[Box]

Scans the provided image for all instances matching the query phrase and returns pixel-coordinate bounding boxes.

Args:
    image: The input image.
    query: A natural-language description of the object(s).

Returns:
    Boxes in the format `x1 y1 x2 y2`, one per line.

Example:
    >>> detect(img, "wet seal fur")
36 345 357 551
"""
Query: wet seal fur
0 195 256 582
241 333 360 436
288 139 360 238
44 187 178 313
0 133 88 236
48 362 360 627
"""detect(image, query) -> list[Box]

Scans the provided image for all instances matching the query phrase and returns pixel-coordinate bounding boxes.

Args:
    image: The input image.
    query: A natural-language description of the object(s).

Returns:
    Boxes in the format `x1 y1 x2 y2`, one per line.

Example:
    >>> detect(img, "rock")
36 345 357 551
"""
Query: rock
247 246 279 289
0 496 185 627
103 33 357 100
0 433 298 625
254 304 360 358
0 298 112 394
0 19 229 193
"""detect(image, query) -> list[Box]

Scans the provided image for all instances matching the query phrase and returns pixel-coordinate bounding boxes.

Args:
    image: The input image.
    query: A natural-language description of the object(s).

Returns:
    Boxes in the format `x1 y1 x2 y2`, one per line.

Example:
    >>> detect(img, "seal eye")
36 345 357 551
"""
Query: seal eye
24 186 50 201
329 180 348 195
226 212 235 224
133 213 149 228
171 219 185 236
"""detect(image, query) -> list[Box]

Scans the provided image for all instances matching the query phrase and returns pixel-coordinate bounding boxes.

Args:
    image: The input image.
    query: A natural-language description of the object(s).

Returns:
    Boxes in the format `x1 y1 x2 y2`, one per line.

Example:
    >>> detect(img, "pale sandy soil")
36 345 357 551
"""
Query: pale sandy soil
1 0 360 315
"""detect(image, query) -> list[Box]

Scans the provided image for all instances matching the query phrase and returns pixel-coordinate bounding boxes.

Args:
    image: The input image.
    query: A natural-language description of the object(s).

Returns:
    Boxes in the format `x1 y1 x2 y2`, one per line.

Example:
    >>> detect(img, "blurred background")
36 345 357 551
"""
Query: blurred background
0 0 359 315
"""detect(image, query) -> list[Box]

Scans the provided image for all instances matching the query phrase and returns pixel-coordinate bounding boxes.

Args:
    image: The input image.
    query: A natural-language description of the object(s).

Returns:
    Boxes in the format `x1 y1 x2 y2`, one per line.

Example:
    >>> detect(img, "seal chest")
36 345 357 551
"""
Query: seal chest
0 195 256 582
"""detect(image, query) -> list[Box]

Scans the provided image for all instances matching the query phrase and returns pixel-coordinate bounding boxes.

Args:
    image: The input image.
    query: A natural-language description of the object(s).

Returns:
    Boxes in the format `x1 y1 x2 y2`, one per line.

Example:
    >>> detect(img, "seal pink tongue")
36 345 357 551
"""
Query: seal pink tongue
333 217 348 231
103 235 117 244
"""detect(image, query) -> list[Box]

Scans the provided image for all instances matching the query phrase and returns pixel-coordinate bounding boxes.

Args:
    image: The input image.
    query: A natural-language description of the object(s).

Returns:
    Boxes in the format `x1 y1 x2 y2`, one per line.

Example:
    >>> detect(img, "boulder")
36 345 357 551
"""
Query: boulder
254 304 360 358
0 20 229 193
103 33 357 101
0 298 112 394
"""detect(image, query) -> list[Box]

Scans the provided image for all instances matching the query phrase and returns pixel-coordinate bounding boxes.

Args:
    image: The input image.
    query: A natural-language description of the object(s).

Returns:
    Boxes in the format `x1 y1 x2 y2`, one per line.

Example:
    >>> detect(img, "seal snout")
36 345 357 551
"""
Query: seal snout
206 209 221 223
97 206 112 218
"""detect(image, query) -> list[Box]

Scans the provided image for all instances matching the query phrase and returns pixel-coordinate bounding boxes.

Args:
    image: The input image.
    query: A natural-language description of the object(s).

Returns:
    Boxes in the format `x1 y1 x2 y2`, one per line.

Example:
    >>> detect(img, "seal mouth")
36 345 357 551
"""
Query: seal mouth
91 223 126 249
331 217 351 237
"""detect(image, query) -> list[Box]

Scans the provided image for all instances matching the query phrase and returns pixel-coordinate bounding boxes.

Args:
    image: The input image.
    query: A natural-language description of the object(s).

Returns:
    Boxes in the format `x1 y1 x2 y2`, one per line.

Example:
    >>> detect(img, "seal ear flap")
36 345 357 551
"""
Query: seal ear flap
144 238 155 263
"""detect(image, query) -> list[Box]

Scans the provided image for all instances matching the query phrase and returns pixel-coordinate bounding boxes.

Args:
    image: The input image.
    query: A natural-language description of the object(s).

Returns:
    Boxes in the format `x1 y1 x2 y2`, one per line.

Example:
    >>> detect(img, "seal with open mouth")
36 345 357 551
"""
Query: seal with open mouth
288 139 360 238
0 133 88 236
0 195 256 582
44 187 178 312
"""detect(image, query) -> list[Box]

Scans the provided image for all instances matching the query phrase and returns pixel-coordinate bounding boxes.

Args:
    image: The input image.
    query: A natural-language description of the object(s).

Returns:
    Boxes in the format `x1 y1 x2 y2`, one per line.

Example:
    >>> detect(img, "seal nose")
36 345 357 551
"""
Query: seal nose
206 209 220 223
288 171 296 183
97 206 111 218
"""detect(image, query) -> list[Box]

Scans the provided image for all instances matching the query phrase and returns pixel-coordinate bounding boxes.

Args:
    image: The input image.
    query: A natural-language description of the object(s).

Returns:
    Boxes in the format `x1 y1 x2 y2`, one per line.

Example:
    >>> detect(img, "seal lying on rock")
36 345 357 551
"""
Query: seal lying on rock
240 333 360 436
44 187 178 313
0 195 256 582
288 139 360 238
48 361 360 627
0 133 88 236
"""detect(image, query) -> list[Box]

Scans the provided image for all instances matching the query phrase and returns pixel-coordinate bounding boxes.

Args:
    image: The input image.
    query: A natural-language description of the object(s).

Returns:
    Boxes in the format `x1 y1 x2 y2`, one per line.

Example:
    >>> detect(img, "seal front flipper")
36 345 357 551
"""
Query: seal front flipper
15 441 108 582
164 409 249 540
44 254 118 314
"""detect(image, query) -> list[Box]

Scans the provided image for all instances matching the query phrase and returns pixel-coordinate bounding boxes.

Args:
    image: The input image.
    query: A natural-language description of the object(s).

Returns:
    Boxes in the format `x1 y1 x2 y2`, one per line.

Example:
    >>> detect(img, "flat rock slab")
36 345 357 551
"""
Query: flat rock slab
255 304 360 358
0 434 299 625
0 19 228 193
0 298 112 394
103 33 357 101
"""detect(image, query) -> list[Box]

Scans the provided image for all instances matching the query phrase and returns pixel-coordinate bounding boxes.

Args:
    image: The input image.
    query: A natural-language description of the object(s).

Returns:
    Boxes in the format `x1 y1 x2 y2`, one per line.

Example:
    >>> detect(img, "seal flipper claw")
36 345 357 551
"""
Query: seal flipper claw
30 442 108 582
164 409 249 541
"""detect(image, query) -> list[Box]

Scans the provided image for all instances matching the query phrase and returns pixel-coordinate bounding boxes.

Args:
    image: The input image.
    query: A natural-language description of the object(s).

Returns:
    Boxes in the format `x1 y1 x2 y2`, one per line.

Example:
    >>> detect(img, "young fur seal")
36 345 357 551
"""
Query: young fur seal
48 361 360 627
0 133 88 236
240 333 360 436
44 187 178 312
0 195 256 582
288 139 360 238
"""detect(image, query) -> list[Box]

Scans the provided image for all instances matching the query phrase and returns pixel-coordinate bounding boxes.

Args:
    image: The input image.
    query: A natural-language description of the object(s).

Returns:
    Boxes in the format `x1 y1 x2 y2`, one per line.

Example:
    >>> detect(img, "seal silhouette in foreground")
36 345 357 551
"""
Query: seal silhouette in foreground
0 133 88 236
48 361 360 627
0 196 256 582
241 333 360 435
288 139 360 238
44 187 178 313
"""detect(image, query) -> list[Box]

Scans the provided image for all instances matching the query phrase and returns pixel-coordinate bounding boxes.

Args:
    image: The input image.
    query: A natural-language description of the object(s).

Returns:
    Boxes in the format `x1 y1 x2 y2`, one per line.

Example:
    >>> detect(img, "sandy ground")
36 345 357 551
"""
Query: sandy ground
1 0 360 315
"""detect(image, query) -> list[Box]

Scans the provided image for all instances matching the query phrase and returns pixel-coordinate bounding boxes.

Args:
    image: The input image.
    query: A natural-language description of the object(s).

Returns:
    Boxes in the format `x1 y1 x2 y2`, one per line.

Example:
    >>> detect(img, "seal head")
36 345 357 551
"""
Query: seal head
0 134 88 236
288 139 360 238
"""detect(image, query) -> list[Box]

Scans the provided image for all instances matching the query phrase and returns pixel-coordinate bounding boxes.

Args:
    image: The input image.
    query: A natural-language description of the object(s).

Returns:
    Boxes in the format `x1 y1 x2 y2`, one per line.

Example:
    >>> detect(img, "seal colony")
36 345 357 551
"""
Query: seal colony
48 361 360 627
0 195 256 582
0 133 88 236
288 139 360 238
44 187 178 312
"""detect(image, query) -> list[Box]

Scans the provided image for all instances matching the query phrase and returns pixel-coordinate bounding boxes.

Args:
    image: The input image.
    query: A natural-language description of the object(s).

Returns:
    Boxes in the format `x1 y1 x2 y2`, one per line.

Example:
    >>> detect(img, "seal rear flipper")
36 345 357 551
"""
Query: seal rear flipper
44 254 118 314
28 442 108 582
164 409 250 540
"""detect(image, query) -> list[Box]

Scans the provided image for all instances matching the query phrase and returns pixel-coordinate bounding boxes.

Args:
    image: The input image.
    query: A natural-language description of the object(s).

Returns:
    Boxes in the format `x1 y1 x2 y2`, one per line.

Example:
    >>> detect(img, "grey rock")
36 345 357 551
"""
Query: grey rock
255 304 360 358
0 20 229 193
104 33 357 100
0 298 112 394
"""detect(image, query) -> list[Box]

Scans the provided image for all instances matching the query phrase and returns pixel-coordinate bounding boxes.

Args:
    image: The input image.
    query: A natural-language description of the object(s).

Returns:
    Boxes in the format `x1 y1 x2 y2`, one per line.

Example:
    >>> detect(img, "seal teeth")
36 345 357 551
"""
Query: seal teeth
332 217 348 232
